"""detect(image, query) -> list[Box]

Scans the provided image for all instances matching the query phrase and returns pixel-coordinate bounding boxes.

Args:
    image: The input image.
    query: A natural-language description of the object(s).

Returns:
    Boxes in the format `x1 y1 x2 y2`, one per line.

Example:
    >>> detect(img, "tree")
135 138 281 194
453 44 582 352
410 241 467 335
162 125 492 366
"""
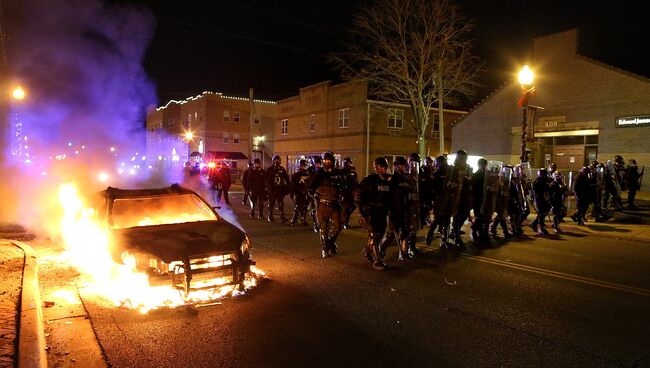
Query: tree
332 0 481 157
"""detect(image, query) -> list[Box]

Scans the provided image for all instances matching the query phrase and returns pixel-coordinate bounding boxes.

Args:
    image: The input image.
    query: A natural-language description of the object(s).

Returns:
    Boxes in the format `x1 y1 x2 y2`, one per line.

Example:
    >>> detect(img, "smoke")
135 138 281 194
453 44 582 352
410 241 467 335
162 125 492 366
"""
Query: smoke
0 0 160 234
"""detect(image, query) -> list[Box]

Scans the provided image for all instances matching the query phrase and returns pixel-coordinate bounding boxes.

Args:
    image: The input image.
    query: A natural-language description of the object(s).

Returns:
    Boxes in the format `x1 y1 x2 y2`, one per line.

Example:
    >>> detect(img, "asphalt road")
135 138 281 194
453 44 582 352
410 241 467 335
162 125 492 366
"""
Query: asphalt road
82 196 650 368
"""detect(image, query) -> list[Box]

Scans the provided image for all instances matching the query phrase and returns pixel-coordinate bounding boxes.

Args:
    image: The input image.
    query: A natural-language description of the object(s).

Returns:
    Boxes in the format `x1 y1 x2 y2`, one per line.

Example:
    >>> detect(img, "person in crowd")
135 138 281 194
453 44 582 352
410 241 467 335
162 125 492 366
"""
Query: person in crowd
470 158 488 241
242 161 254 206
265 155 290 223
625 159 642 209
248 158 267 220
307 156 323 233
549 171 567 232
356 157 392 270
309 152 346 257
290 159 310 226
530 168 552 235
571 166 591 225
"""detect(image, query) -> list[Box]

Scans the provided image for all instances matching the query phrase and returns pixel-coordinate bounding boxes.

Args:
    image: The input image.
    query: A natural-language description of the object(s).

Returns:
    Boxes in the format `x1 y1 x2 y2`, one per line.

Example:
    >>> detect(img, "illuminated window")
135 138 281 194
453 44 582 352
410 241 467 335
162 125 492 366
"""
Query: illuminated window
281 119 288 135
338 108 349 128
233 112 240 122
223 133 230 144
309 114 315 132
234 134 240 144
223 111 230 122
387 109 403 129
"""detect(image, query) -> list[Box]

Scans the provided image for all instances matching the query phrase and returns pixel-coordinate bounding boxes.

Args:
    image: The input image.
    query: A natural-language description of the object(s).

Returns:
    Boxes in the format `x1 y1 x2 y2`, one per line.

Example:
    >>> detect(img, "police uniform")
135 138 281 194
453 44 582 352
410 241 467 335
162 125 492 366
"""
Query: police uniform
265 155 290 223
248 161 267 219
309 152 346 257
356 157 392 270
290 162 310 226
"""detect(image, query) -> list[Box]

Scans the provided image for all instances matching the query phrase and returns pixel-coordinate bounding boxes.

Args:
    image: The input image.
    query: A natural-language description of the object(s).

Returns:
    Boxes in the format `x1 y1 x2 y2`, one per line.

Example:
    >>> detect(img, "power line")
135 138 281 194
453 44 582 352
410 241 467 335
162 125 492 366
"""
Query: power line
158 16 324 57
217 0 343 37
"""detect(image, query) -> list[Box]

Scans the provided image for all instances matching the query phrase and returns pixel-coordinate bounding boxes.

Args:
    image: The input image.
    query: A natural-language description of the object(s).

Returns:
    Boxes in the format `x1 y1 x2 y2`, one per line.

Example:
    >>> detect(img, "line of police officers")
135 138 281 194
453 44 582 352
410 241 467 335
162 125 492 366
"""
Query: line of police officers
241 151 644 271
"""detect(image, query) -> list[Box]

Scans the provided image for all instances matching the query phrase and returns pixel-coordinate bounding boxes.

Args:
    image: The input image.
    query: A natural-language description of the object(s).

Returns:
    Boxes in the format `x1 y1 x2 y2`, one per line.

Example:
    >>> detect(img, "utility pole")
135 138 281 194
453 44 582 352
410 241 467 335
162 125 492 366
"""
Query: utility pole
248 87 254 161
438 75 445 155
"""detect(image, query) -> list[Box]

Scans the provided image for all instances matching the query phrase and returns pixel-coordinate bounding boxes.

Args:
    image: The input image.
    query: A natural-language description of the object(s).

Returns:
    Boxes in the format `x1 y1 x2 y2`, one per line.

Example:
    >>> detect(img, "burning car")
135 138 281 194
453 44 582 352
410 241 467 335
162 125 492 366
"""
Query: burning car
92 184 254 298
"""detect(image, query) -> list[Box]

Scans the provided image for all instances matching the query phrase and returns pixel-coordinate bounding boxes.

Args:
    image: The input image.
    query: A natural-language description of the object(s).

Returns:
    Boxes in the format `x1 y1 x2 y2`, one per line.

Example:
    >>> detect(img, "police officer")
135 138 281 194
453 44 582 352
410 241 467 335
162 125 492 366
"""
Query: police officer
470 158 488 241
340 157 359 229
549 171 567 232
436 150 471 249
420 156 435 226
626 159 642 209
309 151 346 257
571 166 591 225
248 158 267 219
265 154 290 223
381 156 418 260
490 165 513 238
241 161 254 206
425 155 448 245
307 156 323 233
356 157 392 270
289 159 310 226
215 161 232 205
508 166 525 236
452 158 473 248
530 168 551 235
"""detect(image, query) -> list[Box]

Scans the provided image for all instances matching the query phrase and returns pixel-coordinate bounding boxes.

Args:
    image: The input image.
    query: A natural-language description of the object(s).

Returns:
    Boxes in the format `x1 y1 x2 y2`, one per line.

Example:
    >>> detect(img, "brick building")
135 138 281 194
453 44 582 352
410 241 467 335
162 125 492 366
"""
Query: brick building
452 29 650 190
273 80 466 176
146 91 277 173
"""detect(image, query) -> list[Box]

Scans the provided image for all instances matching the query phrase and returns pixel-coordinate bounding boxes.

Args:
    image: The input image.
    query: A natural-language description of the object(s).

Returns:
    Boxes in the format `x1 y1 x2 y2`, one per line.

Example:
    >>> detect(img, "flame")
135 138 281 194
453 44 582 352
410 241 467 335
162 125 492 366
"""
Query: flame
57 183 264 313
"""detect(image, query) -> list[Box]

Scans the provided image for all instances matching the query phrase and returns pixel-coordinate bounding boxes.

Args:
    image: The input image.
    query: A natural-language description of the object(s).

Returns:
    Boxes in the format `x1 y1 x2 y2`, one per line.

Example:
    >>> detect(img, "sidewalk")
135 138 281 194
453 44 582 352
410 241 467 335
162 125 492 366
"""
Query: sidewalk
0 241 24 367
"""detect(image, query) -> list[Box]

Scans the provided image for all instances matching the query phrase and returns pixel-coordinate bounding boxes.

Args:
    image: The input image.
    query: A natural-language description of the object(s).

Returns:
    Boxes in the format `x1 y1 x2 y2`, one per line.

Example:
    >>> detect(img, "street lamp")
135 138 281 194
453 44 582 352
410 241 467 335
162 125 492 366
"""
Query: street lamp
517 65 535 163
12 86 26 101
184 131 194 163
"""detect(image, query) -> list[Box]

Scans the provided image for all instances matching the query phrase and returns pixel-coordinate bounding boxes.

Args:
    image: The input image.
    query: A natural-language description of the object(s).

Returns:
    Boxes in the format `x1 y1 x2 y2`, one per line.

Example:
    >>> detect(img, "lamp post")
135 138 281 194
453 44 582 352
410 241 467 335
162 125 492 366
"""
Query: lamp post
517 65 535 163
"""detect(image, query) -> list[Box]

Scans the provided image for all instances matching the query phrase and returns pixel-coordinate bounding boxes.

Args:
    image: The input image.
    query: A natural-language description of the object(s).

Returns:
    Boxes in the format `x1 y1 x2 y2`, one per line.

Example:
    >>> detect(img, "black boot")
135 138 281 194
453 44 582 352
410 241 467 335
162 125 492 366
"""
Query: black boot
320 233 330 258
371 242 385 271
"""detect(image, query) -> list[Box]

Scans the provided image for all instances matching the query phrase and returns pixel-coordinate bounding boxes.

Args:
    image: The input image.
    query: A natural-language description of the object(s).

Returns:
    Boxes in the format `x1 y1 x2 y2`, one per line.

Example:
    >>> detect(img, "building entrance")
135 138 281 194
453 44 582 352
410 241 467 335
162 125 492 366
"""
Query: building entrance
553 145 584 171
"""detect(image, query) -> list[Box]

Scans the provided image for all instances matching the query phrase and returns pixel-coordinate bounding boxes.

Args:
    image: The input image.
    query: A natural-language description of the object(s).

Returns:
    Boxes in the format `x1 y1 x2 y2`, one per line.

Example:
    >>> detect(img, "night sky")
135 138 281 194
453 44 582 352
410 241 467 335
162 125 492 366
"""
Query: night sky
107 0 649 108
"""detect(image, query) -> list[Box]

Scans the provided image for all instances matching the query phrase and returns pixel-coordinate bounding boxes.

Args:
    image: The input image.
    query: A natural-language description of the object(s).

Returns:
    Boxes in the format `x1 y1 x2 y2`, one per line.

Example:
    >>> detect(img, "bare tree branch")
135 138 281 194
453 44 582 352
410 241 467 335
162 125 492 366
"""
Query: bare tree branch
330 0 482 156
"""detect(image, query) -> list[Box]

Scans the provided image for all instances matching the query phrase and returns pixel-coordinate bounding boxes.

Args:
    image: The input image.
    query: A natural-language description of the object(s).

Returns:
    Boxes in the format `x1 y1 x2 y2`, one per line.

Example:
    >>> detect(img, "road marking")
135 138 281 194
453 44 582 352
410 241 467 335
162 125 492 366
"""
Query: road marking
343 229 650 298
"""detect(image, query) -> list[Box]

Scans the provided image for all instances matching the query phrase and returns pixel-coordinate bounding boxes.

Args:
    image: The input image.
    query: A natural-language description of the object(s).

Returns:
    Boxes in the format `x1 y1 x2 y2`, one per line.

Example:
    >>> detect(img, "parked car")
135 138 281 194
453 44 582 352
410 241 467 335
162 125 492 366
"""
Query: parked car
92 184 254 297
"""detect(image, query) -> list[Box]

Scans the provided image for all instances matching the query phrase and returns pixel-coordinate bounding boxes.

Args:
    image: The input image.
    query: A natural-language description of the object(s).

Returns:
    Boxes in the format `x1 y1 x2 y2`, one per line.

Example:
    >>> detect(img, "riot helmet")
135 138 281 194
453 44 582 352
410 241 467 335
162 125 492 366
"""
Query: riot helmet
614 155 624 164
299 159 308 169
272 154 281 166
552 171 563 182
253 158 261 167
425 156 434 166
537 168 548 178
477 158 488 170
342 157 354 169
322 151 335 170
374 157 389 168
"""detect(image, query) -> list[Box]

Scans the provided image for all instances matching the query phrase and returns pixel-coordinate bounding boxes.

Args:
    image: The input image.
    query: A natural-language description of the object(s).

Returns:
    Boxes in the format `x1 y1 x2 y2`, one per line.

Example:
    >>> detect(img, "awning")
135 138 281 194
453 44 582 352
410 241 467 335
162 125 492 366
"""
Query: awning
204 151 248 160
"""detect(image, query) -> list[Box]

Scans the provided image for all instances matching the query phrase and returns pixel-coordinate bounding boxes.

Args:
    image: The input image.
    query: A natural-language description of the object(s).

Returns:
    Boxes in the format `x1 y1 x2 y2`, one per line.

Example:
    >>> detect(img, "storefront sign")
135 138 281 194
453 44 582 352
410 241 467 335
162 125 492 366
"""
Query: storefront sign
616 115 650 128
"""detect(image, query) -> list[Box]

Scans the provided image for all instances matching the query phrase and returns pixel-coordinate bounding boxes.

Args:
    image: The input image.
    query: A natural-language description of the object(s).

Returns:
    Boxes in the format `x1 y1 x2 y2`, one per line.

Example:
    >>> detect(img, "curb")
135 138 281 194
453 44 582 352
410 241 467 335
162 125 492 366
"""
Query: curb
11 240 47 368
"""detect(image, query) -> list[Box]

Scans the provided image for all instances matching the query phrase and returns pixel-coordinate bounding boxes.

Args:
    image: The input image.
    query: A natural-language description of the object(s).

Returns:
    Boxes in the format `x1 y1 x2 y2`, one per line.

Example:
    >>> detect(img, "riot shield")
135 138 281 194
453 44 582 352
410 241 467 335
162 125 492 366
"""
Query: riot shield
480 161 503 222
436 164 467 219
406 161 421 230
495 165 513 218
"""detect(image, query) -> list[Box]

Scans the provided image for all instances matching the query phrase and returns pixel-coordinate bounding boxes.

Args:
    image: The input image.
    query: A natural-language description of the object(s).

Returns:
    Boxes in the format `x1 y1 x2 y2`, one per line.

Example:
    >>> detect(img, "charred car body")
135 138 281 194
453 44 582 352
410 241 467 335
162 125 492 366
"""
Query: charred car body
93 184 254 297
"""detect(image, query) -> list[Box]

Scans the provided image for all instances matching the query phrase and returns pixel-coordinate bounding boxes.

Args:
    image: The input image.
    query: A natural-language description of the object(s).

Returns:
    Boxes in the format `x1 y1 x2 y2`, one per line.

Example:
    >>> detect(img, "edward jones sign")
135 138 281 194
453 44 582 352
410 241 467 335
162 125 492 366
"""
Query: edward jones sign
616 115 650 128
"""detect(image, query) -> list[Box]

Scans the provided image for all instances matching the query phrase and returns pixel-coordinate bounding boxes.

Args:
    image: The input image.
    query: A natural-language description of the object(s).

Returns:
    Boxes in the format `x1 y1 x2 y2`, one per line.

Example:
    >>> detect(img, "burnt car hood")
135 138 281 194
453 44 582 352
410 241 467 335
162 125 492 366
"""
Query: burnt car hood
112 220 245 263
